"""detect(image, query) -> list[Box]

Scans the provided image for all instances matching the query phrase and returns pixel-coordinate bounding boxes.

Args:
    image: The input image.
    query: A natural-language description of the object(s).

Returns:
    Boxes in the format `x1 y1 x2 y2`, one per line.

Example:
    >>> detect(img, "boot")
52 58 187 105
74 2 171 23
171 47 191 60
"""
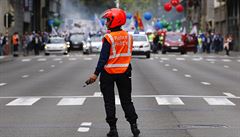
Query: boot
107 127 119 137
130 123 140 137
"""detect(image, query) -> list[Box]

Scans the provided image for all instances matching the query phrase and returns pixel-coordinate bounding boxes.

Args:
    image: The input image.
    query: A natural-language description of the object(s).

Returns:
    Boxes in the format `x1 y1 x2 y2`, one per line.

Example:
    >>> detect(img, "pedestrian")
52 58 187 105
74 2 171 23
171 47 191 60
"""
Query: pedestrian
224 34 232 56
85 8 140 137
206 33 212 53
32 33 41 55
12 32 20 57
0 33 3 56
22 32 28 56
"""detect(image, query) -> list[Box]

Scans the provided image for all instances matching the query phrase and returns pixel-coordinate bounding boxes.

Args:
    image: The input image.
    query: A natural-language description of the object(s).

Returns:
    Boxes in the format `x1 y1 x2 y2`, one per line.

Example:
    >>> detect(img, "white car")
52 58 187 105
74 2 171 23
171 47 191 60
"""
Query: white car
89 36 102 53
44 37 70 55
131 32 151 58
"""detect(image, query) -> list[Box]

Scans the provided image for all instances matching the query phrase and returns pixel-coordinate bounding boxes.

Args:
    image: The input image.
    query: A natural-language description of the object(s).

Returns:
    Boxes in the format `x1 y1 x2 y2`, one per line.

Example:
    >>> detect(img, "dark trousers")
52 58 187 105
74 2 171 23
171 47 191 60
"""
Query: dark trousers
100 70 138 127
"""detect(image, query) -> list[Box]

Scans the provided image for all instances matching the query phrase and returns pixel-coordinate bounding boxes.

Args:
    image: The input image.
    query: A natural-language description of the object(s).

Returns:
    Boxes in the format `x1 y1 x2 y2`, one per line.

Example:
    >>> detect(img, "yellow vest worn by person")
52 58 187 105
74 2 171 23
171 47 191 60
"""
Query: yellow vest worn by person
104 30 133 74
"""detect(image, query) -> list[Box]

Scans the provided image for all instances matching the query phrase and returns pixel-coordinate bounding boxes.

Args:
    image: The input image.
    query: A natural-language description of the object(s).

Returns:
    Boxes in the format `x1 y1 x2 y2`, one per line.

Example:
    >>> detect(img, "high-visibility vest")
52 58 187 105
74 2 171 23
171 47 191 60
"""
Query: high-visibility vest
104 30 133 74
12 35 18 45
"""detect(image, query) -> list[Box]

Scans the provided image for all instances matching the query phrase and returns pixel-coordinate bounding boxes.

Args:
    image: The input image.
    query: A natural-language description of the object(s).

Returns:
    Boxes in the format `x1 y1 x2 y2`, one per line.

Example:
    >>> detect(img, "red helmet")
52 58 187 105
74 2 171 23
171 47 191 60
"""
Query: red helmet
102 8 126 29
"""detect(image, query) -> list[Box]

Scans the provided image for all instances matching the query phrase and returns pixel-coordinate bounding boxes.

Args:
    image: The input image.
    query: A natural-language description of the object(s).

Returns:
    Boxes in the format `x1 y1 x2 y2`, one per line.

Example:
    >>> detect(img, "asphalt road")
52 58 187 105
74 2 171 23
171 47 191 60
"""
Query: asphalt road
0 52 240 137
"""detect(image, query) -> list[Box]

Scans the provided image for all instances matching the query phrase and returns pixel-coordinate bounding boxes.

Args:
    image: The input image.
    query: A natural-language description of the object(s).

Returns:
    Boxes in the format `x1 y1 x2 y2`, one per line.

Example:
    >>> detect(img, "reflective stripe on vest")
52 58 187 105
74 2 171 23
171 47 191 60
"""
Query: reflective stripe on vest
105 64 129 68
106 34 132 59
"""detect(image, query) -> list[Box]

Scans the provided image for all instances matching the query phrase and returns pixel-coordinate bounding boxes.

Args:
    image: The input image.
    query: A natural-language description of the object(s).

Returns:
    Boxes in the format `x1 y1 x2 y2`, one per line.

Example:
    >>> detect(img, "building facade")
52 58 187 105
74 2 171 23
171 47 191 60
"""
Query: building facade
215 0 240 51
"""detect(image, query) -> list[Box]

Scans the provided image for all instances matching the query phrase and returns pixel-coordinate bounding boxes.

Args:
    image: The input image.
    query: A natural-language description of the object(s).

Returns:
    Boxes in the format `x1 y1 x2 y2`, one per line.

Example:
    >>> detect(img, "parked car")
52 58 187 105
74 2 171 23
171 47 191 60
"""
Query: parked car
69 33 85 50
44 36 70 55
131 32 151 58
162 32 185 54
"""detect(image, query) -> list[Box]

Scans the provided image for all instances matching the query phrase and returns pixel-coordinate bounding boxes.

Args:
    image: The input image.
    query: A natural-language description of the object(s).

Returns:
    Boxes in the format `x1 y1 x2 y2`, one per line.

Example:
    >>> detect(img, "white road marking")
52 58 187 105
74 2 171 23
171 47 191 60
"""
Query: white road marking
150 58 154 60
210 61 215 64
204 97 235 106
78 127 90 132
172 68 178 72
115 96 121 105
155 97 184 105
59 61 63 63
51 65 55 68
81 122 92 127
164 64 170 67
0 83 7 87
160 58 169 60
176 58 185 61
84 57 93 60
206 59 216 62
6 97 40 106
69 58 77 61
184 74 192 78
57 98 86 106
222 59 232 62
201 82 211 85
93 92 102 97
21 59 31 62
224 65 229 68
22 75 29 78
159 60 163 63
53 58 62 61
168 55 176 57
192 58 202 61
223 92 236 97
0 56 5 59
0 95 235 99
237 60 240 62
38 58 47 61
39 69 44 72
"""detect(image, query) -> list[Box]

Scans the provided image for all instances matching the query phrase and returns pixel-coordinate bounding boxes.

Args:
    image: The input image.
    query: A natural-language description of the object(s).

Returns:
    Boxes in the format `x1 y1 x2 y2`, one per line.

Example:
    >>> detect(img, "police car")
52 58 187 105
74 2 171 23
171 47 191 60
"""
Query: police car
130 32 151 58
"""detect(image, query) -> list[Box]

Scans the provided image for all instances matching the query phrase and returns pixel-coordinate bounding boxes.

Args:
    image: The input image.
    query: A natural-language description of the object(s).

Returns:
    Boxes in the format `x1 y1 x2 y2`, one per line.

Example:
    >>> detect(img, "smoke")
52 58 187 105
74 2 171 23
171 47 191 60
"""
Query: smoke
59 0 94 34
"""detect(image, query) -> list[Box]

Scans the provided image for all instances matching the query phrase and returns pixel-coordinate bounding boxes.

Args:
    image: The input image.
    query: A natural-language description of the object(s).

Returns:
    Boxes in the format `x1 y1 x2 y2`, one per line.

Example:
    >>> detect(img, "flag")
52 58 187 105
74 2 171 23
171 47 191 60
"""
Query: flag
134 11 144 31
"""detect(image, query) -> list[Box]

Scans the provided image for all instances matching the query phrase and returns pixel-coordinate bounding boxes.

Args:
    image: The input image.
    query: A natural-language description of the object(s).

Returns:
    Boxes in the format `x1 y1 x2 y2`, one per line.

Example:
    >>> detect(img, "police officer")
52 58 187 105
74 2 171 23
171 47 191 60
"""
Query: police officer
85 8 140 137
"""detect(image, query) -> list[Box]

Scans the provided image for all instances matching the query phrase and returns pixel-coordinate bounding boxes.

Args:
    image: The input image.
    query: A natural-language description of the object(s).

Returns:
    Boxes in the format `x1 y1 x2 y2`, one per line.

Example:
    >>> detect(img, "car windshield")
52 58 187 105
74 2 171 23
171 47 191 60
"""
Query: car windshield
166 34 182 42
50 38 65 43
70 34 85 42
91 36 102 42
133 35 147 41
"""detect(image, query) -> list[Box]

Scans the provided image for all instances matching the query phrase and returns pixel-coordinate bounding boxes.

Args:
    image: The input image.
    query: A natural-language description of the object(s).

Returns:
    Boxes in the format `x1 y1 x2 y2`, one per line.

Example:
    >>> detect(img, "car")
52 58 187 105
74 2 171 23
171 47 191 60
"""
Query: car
89 35 102 53
162 32 185 54
44 37 70 55
69 33 85 50
82 38 92 54
131 32 151 58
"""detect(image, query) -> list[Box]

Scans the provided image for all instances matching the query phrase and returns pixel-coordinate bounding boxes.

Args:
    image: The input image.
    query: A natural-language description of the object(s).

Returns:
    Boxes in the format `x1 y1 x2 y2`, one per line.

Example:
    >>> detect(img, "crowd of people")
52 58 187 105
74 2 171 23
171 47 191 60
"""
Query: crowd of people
0 30 235 57
0 31 50 57
146 31 234 56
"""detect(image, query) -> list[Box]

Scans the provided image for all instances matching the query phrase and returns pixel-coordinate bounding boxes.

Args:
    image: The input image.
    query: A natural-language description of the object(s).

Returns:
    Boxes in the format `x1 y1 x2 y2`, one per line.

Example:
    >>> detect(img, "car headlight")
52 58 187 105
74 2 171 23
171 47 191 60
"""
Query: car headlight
45 45 49 49
165 43 170 46
83 43 90 48
144 44 150 47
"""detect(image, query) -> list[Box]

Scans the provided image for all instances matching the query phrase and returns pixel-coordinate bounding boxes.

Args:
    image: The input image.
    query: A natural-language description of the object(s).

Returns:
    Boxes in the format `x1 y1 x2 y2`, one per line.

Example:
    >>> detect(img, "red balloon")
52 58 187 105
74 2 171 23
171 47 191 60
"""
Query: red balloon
171 0 179 7
176 4 184 12
164 3 172 12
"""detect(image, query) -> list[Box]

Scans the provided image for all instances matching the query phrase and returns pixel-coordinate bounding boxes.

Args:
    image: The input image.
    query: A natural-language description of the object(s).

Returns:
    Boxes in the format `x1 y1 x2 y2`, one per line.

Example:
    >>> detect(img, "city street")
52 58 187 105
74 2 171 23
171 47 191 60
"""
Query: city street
0 52 240 137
